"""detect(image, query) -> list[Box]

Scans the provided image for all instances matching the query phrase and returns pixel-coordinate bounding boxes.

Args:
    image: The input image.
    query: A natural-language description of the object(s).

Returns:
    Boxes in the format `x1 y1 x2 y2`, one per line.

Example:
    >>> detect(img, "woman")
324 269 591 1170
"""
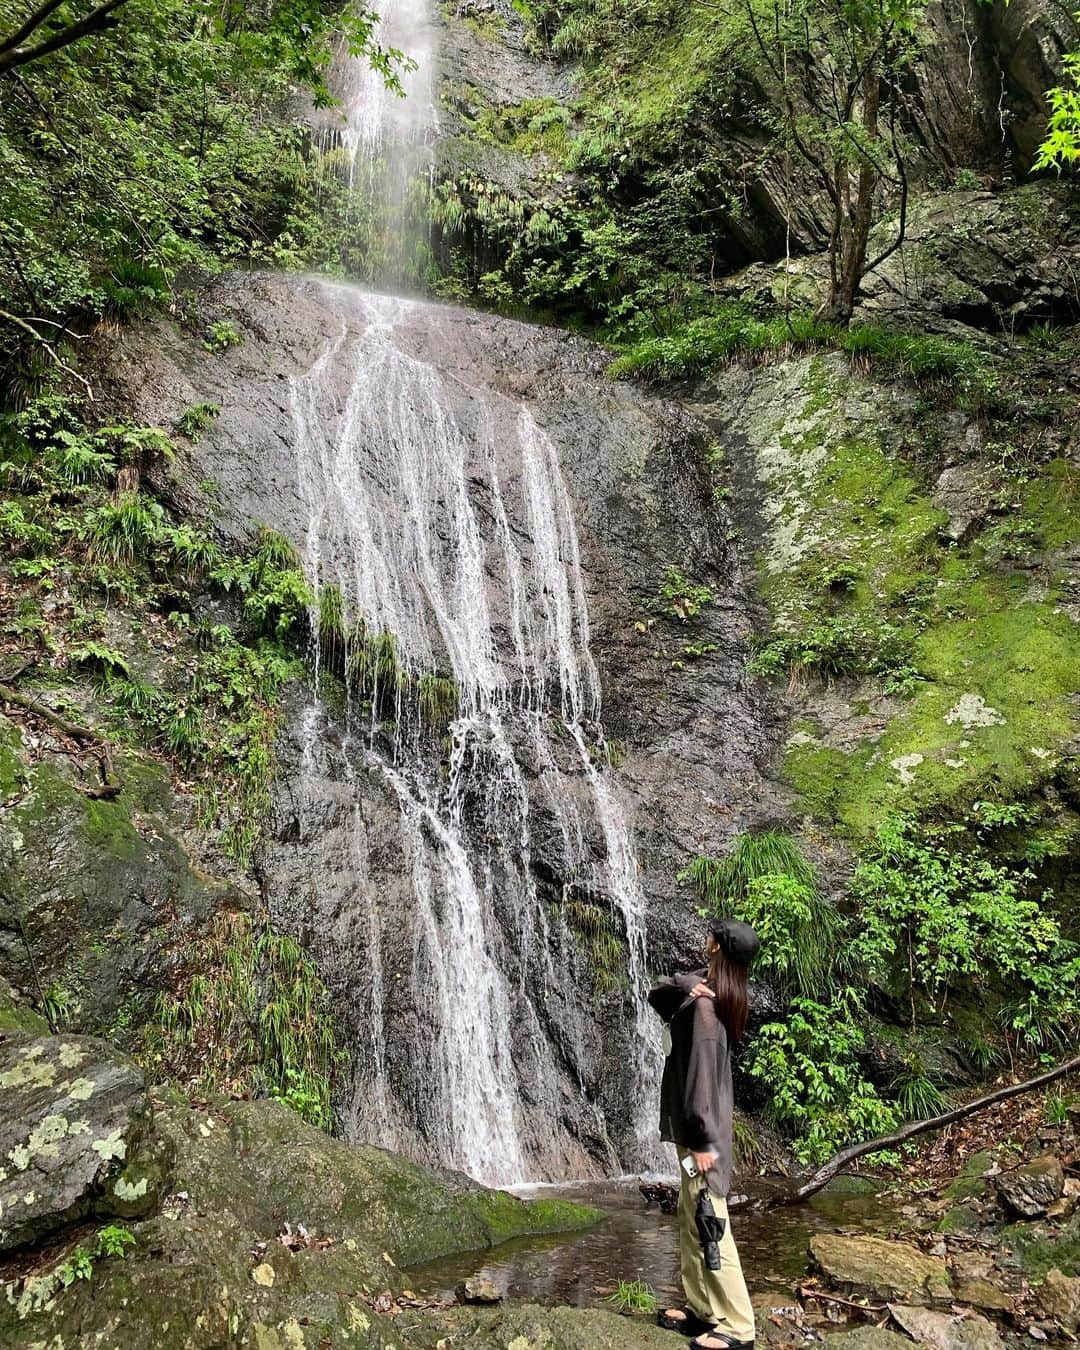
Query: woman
647 916 759 1350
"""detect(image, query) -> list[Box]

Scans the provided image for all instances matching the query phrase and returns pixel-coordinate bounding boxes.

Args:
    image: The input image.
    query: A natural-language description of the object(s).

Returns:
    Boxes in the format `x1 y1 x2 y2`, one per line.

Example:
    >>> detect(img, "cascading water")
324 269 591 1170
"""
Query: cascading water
290 0 664 1185
289 287 663 1183
314 0 438 286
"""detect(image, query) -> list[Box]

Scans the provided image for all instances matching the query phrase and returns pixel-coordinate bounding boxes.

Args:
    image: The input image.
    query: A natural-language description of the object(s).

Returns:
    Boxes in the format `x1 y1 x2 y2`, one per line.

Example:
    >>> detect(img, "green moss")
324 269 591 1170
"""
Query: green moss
0 981 49 1036
753 362 1078 839
469 96 573 162
0 718 27 798
999 1213 1080 1278
460 1190 604 1246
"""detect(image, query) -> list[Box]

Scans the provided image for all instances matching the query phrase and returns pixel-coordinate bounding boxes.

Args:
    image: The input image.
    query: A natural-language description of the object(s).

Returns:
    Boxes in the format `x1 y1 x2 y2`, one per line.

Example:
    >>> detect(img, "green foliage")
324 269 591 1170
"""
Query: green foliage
0 0 391 369
682 831 840 1000
144 910 342 1129
53 1223 135 1293
563 897 625 994
747 612 916 685
87 493 166 564
607 1279 658 1314
1035 35 1080 169
651 566 715 622
0 387 310 863
747 992 900 1164
610 308 997 409
893 1051 946 1120
202 319 244 354
176 402 220 441
609 305 837 381
849 817 1078 1039
1044 1091 1074 1126
682 829 819 905
417 673 459 731
841 327 997 409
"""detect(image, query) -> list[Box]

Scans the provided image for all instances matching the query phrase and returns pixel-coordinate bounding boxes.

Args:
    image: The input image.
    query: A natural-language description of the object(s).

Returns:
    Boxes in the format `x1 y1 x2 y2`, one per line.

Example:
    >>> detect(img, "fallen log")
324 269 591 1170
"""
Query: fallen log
732 1052 1080 1211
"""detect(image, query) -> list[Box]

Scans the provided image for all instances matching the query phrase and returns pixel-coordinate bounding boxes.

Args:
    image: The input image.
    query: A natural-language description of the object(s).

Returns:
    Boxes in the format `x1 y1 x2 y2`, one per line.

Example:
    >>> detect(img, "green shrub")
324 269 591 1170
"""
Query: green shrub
747 993 899 1164
608 304 837 381
848 816 1079 1038
651 565 716 621
176 402 220 440
607 1279 658 1314
202 320 244 353
563 898 625 994
682 831 840 999
840 327 997 406
86 492 165 564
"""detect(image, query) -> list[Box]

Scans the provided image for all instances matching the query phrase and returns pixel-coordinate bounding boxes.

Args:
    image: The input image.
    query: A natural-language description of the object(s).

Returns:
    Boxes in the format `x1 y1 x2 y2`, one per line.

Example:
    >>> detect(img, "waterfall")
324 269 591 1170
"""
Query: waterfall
293 0 664 1184
315 0 439 287
288 287 663 1183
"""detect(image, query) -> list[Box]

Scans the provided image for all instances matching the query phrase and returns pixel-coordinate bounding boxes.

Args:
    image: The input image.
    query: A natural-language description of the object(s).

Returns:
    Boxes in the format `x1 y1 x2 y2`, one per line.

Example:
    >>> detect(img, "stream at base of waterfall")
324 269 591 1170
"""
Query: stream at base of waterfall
288 283 665 1185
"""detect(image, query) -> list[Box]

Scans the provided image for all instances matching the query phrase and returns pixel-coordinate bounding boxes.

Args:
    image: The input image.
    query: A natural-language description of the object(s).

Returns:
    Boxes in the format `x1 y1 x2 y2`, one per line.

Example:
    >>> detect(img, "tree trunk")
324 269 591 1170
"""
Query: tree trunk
819 68 882 324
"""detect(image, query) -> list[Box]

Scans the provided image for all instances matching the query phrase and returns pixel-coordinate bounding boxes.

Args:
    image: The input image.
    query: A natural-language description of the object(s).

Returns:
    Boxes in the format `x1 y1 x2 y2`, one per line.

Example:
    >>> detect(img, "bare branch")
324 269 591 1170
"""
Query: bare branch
0 308 93 397
733 1054 1080 1212
0 0 67 55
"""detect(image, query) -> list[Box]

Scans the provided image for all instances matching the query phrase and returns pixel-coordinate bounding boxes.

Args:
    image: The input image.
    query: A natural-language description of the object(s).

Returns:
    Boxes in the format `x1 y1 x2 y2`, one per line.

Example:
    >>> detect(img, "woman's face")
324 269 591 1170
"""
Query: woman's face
704 934 719 960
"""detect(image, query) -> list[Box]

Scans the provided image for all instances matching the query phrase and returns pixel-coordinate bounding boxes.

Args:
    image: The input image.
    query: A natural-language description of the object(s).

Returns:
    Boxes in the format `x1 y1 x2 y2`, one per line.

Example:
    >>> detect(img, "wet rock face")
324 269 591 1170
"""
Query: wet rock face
0 1034 155 1252
994 1155 1066 1217
97 273 781 1179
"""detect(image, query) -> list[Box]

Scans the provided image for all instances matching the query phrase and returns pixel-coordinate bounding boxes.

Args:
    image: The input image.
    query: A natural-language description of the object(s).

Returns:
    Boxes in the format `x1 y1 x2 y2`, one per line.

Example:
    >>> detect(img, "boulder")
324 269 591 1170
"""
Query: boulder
810 1234 952 1305
0 1094 604 1348
952 1278 1013 1313
995 1156 1065 1218
457 1275 502 1304
888 1304 1005 1350
0 1033 157 1252
824 1330 912 1350
1038 1268 1080 1332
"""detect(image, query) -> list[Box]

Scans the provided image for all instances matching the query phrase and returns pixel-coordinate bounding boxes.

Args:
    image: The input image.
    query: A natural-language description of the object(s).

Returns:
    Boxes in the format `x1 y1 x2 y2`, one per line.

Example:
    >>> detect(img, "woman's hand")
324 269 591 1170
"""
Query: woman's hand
689 981 714 999
691 1150 717 1174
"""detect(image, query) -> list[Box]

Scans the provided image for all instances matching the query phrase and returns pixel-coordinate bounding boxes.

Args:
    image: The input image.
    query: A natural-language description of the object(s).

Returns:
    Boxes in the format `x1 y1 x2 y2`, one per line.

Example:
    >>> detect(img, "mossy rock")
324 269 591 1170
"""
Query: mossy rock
997 1213 1080 1280
0 715 246 1045
944 1151 995 1201
1 1094 604 1347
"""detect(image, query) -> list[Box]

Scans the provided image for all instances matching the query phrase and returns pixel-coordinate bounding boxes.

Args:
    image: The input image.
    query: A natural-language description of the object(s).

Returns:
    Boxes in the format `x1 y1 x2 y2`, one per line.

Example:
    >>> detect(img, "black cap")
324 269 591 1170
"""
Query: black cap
708 917 760 967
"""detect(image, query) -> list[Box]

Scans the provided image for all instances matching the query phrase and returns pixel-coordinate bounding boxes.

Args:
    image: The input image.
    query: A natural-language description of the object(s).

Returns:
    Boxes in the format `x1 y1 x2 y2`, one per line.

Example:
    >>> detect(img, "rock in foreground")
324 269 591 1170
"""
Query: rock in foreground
994 1156 1065 1218
1 1034 611 1348
0 1034 158 1252
810 1234 952 1305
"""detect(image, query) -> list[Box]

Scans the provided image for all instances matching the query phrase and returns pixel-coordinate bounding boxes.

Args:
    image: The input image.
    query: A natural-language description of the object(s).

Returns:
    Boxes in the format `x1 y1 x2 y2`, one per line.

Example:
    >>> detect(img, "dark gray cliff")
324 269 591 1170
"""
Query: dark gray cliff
96 273 783 1179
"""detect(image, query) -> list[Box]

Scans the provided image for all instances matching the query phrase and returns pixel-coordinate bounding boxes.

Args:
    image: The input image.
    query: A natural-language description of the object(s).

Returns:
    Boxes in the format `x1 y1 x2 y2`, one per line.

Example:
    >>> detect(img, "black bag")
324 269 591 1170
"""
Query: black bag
695 1188 727 1271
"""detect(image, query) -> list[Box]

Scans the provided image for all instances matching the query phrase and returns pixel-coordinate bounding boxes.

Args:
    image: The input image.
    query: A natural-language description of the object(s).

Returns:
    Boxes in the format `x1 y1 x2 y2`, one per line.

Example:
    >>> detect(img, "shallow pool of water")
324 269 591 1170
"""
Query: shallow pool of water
407 1179 891 1309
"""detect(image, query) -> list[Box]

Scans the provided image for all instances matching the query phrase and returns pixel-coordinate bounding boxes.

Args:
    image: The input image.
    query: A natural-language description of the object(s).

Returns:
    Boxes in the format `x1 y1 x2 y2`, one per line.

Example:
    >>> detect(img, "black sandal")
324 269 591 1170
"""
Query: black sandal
657 1306 713 1335
689 1334 755 1350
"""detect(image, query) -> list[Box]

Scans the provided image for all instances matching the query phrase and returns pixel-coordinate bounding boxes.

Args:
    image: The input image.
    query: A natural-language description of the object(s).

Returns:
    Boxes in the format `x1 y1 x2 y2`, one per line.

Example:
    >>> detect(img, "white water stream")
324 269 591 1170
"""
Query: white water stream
290 0 663 1184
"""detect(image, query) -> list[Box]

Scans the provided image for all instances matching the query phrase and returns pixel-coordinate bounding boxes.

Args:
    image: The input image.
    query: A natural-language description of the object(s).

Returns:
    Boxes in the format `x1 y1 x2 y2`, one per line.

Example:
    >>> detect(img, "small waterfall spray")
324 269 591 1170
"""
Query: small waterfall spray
314 0 438 286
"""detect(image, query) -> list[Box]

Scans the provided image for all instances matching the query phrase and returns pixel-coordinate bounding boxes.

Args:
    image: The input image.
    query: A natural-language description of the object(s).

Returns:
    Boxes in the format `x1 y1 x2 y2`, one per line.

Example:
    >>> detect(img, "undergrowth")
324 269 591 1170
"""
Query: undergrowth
143 909 342 1129
684 825 1079 1163
607 304 998 409
0 388 312 864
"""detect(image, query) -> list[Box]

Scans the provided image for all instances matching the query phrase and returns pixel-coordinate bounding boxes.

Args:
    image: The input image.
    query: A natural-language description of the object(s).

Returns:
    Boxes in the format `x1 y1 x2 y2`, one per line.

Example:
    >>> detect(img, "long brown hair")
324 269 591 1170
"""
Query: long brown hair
707 938 749 1044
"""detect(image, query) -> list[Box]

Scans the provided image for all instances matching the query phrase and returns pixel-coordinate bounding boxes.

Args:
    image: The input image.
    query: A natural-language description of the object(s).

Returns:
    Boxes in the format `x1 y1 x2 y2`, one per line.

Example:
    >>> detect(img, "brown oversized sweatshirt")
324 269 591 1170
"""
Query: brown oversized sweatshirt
647 967 734 1196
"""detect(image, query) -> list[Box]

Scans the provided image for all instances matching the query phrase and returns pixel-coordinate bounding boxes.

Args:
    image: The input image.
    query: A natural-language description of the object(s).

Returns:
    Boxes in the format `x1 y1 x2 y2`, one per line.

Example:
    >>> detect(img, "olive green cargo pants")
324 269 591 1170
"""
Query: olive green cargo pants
677 1148 756 1341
